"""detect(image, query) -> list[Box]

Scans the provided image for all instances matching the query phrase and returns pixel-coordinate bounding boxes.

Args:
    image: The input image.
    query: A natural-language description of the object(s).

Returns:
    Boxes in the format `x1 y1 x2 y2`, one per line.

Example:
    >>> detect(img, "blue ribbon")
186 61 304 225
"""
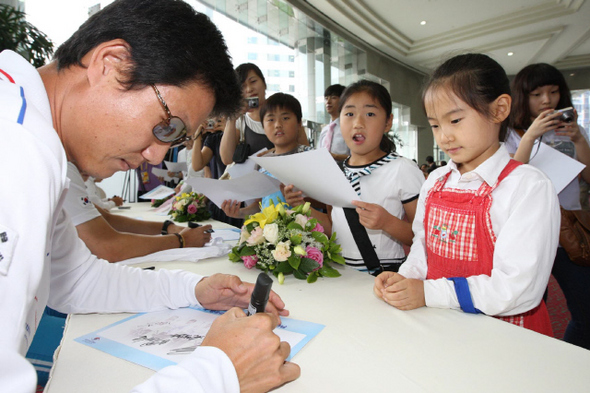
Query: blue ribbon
449 277 482 314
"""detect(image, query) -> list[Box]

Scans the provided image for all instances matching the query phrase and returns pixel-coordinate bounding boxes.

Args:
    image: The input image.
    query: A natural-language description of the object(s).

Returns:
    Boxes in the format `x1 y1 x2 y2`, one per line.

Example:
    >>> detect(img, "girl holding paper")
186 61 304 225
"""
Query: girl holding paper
284 80 424 274
507 63 590 348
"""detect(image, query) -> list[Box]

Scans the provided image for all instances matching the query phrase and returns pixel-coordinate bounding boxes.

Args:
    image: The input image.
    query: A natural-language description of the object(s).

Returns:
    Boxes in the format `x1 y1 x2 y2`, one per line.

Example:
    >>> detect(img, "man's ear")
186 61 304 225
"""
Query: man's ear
85 39 132 87
492 94 511 123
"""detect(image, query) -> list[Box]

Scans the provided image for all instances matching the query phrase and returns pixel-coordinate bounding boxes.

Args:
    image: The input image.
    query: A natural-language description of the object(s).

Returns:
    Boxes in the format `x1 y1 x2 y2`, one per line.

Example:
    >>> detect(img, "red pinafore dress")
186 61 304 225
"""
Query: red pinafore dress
424 160 553 336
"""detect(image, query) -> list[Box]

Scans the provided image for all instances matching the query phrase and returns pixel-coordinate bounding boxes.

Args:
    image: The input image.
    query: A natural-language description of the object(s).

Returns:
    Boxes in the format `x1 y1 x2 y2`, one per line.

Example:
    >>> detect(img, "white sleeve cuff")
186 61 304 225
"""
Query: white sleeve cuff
424 278 461 310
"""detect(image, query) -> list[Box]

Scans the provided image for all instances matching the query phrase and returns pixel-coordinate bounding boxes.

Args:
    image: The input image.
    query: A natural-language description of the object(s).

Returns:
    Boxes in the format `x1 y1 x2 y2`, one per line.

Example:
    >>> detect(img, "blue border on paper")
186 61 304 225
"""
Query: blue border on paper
75 306 324 370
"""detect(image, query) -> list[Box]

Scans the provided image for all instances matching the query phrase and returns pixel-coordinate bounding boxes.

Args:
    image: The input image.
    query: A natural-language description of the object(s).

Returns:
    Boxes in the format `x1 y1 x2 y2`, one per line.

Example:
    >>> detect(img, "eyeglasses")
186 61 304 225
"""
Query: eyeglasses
151 84 191 147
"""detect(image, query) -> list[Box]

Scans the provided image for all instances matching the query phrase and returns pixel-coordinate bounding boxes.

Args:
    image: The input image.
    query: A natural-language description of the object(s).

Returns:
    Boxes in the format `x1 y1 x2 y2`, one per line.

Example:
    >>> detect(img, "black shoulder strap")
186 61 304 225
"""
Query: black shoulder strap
343 207 382 275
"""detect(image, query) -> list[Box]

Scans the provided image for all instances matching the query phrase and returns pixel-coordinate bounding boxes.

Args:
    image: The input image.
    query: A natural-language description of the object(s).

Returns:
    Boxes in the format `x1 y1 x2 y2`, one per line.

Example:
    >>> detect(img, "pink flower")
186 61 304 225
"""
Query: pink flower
311 222 325 233
305 246 323 270
242 254 258 269
187 203 198 214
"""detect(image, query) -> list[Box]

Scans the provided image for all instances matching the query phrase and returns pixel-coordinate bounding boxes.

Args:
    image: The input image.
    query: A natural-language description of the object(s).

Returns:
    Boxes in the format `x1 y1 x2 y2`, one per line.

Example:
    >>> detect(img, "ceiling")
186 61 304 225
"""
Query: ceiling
295 0 590 75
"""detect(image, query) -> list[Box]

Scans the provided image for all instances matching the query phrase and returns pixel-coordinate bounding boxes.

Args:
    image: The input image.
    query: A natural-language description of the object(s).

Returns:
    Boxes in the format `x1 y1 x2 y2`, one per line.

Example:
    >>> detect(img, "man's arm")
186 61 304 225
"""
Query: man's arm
75 215 212 262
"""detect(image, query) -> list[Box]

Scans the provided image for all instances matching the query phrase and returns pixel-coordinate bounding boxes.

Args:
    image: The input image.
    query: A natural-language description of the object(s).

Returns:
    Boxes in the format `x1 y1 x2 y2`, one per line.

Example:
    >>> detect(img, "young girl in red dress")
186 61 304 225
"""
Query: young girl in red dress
374 53 560 336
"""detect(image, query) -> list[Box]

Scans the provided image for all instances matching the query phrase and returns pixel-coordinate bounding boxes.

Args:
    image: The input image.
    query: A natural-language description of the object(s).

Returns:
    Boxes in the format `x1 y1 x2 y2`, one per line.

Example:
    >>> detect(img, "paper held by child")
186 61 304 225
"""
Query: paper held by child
75 306 324 370
528 141 586 194
186 171 281 207
251 148 359 208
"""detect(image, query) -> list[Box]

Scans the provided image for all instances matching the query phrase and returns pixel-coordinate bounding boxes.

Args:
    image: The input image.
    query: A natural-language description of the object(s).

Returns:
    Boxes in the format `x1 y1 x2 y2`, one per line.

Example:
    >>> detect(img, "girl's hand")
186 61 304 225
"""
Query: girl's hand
221 199 242 218
378 274 426 310
555 108 584 143
526 109 563 140
281 184 305 207
351 200 392 230
373 271 400 300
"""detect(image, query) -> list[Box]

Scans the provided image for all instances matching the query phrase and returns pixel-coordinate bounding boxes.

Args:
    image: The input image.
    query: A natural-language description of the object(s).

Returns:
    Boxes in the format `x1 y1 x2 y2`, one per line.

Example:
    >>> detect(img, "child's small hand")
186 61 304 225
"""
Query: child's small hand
378 273 425 310
221 199 242 218
282 184 305 207
373 271 402 300
352 200 391 230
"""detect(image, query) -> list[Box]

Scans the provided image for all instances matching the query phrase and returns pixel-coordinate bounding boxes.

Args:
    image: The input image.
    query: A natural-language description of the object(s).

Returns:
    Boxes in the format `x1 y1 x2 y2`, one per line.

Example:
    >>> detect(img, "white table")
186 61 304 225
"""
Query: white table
46 203 590 392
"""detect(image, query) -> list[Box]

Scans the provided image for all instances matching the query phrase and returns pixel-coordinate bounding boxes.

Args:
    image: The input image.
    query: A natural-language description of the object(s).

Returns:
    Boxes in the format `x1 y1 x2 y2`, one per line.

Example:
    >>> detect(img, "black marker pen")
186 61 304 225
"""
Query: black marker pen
246 273 273 316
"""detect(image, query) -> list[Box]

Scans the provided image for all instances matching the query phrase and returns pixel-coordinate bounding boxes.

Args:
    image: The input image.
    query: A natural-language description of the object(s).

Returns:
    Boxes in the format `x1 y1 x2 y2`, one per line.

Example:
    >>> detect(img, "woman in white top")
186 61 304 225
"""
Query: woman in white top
506 63 590 349
219 63 308 166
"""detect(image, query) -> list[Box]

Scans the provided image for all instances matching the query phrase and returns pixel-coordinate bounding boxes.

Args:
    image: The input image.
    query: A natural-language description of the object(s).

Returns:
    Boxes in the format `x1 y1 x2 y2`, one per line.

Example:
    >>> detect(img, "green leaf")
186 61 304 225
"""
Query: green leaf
330 254 346 265
240 246 256 257
228 252 242 262
290 233 302 245
287 222 303 231
293 270 307 280
311 231 329 245
274 261 294 274
299 258 320 273
307 273 318 283
318 265 341 277
288 255 301 270
329 243 342 253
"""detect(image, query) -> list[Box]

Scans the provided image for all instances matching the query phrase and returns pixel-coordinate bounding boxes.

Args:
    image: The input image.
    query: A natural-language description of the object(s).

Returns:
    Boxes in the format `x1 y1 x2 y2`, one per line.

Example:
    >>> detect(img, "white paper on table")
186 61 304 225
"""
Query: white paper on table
164 160 188 173
186 171 280 207
226 148 268 179
252 148 359 208
211 228 242 242
138 184 176 200
75 306 324 370
151 167 174 181
117 239 231 265
528 141 586 194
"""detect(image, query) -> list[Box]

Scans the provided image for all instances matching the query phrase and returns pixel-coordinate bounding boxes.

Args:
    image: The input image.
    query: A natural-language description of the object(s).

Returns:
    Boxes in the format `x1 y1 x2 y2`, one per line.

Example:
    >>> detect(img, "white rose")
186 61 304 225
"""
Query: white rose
263 223 279 244
294 214 308 228
272 241 292 262
246 226 265 245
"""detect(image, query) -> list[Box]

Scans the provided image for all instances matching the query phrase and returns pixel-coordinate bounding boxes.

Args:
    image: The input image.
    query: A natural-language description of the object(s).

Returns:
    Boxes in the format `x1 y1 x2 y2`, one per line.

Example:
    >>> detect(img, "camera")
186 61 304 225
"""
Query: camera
205 119 215 129
555 107 575 123
246 97 259 109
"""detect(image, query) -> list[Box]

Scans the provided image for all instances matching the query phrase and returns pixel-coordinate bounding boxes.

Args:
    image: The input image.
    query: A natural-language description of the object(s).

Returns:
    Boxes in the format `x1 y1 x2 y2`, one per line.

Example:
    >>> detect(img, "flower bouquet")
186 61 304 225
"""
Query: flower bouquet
151 194 173 208
228 201 345 283
169 192 211 222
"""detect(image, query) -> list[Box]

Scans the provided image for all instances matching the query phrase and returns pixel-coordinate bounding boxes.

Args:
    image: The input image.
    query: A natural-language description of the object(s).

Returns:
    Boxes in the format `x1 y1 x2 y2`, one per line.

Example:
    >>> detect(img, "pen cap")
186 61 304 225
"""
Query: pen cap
250 273 273 311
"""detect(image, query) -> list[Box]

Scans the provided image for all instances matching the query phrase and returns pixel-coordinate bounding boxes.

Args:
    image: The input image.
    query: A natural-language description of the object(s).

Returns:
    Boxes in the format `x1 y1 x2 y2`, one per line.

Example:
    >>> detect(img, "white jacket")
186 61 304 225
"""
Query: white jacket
0 50 239 393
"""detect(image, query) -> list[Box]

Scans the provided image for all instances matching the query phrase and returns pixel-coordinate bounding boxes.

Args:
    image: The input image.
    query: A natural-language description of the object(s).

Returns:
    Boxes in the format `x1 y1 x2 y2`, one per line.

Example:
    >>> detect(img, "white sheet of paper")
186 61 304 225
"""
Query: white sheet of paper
252 148 358 208
528 142 586 194
164 160 187 173
138 184 176 200
186 171 280 207
75 307 323 370
151 167 174 182
227 148 268 179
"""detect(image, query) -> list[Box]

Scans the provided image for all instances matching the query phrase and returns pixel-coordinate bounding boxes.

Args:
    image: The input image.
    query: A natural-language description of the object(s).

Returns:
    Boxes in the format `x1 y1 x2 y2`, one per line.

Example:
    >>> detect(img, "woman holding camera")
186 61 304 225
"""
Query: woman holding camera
507 63 590 349
220 63 308 166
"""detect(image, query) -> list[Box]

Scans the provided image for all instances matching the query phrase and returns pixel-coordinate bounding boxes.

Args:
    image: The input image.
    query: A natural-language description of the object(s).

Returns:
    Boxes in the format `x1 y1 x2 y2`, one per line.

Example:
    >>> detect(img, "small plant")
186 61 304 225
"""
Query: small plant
0 4 54 67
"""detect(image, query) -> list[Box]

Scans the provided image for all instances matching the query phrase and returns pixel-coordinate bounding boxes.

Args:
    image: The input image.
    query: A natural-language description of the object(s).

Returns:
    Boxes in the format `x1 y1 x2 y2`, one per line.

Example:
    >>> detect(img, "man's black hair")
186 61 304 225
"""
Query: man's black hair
54 0 241 117
324 84 345 98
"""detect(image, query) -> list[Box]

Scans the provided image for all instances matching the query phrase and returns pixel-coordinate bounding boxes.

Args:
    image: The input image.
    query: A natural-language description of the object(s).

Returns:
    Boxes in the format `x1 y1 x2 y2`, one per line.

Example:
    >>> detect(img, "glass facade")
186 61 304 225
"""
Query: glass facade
192 0 419 159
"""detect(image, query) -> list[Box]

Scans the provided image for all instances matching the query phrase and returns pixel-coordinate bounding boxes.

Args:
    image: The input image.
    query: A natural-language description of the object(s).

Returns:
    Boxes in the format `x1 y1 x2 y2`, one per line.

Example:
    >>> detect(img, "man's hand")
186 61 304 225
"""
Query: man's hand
180 225 213 247
201 308 300 392
109 196 124 206
221 199 243 218
195 273 289 316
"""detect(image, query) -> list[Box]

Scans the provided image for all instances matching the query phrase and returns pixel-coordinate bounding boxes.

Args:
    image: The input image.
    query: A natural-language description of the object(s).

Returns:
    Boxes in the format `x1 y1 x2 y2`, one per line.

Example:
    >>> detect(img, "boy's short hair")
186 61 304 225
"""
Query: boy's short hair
54 0 241 117
260 93 302 123
324 84 345 98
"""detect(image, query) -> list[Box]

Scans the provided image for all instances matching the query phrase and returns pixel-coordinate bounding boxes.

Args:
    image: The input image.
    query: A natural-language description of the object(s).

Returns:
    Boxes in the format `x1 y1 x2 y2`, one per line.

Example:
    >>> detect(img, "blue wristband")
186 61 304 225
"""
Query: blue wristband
448 277 482 314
